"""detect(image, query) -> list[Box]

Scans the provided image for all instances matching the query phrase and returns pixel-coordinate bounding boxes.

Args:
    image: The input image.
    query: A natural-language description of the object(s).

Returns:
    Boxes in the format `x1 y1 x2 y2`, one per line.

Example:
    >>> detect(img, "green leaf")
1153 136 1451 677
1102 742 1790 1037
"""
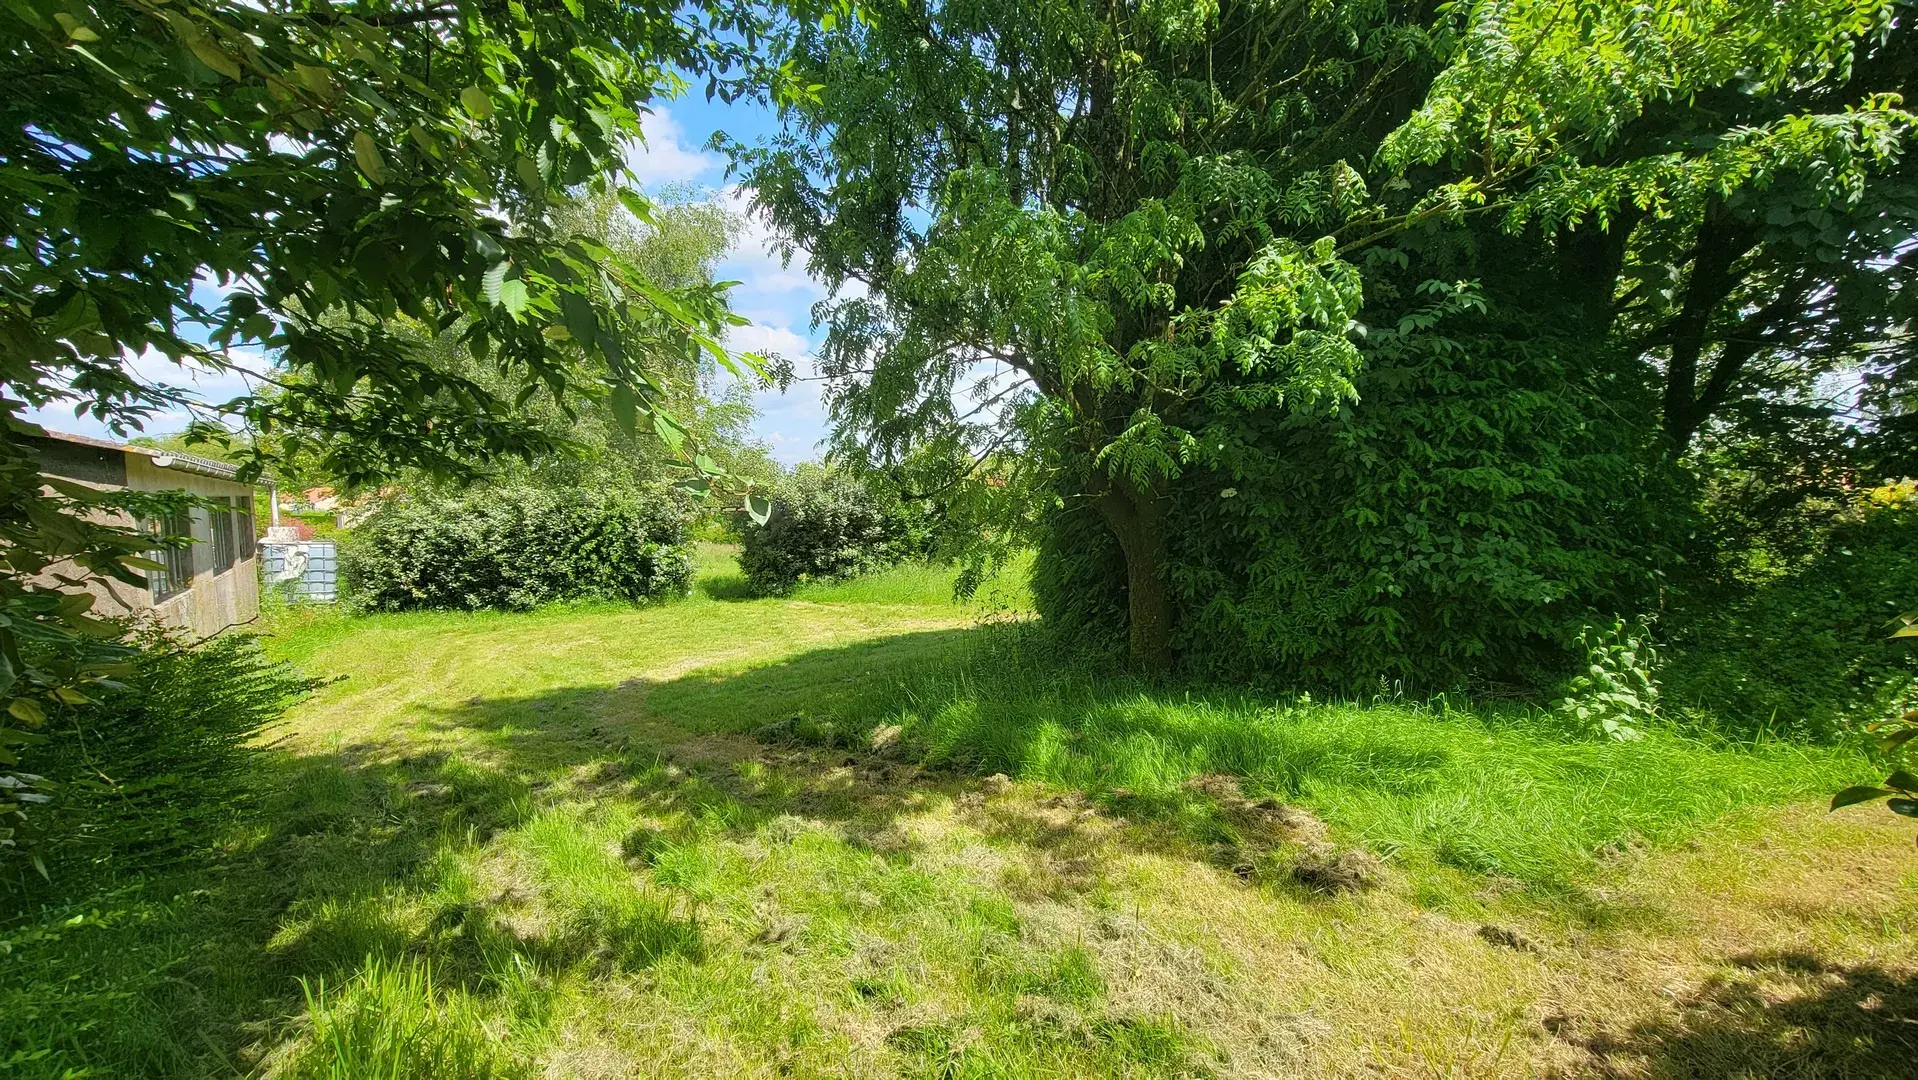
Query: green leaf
1886 770 1918 793
481 261 510 305
1831 785 1895 810
559 289 598 349
66 615 125 639
1890 798 1918 818
189 36 242 80
651 410 687 454
496 278 529 317
746 493 772 526
618 188 658 227
352 131 386 185
695 454 723 477
7 698 46 725
608 383 638 435
1881 727 1918 755
460 85 494 120
515 155 543 193
40 477 104 503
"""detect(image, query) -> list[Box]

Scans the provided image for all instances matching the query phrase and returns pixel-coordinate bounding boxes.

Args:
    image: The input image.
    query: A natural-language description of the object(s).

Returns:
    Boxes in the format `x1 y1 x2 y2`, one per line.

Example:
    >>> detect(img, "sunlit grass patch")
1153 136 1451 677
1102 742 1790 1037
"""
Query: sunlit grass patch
278 955 527 1079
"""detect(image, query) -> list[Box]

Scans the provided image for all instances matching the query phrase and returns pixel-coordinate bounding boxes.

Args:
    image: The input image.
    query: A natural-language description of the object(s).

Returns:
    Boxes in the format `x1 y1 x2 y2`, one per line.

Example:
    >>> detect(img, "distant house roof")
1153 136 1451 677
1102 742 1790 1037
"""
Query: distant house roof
32 429 244 482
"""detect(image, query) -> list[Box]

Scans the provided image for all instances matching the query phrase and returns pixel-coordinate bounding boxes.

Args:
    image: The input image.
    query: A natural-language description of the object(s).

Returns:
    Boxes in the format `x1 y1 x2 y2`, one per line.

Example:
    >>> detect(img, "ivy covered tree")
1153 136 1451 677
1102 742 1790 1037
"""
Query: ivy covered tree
734 0 1913 670
0 0 811 863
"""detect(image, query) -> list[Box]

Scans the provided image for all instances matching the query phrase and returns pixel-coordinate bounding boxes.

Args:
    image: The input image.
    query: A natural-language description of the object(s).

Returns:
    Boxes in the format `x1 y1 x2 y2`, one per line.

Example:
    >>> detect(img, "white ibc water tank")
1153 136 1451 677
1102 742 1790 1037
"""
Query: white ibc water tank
261 540 338 603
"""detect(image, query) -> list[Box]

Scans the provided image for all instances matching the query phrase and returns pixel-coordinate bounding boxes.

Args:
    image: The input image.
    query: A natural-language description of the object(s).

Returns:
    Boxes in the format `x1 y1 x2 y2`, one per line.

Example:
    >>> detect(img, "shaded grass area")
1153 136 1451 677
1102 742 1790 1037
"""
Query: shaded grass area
3 555 1913 1078
690 542 1036 610
641 627 1868 894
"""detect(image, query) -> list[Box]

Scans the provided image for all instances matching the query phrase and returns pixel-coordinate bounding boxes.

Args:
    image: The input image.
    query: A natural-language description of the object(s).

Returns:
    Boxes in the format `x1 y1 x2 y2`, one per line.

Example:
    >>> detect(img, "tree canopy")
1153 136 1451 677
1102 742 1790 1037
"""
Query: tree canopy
0 0 807 860
735 0 1916 670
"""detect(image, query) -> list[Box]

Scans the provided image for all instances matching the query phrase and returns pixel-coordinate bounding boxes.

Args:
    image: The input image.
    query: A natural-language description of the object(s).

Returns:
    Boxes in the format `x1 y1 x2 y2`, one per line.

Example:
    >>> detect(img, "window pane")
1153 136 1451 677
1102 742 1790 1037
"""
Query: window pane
211 497 235 573
236 493 255 560
148 510 193 601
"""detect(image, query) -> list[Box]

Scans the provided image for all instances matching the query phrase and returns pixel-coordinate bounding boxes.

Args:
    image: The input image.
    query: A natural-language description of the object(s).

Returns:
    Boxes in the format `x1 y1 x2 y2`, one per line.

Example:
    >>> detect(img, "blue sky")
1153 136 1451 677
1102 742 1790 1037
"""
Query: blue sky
25 93 836 465
625 92 836 464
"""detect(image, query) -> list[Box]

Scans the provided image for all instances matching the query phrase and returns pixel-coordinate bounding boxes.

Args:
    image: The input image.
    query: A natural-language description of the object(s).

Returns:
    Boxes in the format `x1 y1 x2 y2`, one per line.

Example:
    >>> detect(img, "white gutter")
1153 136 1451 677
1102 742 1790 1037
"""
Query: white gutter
149 452 242 482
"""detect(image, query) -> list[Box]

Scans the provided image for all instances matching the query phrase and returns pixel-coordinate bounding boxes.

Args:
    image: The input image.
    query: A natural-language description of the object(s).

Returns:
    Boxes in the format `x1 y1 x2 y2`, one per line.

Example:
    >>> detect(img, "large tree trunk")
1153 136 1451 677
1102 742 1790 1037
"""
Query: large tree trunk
1095 477 1174 673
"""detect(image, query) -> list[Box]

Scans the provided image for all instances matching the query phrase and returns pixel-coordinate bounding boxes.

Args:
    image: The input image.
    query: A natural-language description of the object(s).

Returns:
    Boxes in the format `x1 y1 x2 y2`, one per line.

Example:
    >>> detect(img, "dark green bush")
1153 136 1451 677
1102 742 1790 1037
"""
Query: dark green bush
1663 503 1918 740
5 631 320 893
1033 323 1671 691
738 466 927 593
343 485 693 611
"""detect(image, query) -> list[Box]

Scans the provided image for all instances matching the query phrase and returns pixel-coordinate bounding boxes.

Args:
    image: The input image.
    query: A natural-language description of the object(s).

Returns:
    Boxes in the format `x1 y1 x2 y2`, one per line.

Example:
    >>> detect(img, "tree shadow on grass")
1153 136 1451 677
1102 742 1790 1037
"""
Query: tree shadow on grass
395 625 1461 894
7 626 1894 1077
2 725 714 1076
1579 950 1918 1078
694 571 756 601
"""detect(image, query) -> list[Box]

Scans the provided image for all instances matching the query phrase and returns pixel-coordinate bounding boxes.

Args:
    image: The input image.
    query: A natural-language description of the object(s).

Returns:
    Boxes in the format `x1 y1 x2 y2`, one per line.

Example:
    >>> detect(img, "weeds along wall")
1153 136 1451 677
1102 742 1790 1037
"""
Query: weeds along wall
1035 322 1674 692
343 485 693 611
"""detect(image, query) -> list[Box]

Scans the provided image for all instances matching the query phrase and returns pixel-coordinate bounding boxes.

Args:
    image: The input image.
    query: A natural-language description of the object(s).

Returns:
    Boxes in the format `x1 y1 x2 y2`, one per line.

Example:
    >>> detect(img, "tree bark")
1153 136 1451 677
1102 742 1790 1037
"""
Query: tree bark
1095 476 1174 673
1662 205 1756 451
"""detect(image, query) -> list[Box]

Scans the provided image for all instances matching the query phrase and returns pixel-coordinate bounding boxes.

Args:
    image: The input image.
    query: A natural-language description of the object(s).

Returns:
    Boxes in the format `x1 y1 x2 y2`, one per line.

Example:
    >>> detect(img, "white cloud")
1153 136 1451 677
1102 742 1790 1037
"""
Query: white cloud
623 109 724 189
725 322 811 362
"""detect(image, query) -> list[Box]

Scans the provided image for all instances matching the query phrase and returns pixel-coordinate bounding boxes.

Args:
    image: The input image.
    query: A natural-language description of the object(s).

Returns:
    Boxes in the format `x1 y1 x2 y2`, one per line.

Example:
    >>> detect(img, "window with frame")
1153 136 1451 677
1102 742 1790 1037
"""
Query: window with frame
210 496 236 574
147 509 194 602
235 493 255 561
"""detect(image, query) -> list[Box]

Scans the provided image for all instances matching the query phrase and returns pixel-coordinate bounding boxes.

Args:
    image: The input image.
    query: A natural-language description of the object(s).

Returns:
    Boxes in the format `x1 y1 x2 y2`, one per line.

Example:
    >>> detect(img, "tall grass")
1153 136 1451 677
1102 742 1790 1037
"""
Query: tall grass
689 542 1035 610
283 956 524 1079
802 650 1871 891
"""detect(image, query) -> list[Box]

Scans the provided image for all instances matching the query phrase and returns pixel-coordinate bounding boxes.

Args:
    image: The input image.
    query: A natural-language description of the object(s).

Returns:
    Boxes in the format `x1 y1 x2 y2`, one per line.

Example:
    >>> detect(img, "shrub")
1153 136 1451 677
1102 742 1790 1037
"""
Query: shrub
1033 322 1671 690
738 467 926 593
1553 620 1661 741
5 631 320 891
1663 502 1918 740
343 485 693 611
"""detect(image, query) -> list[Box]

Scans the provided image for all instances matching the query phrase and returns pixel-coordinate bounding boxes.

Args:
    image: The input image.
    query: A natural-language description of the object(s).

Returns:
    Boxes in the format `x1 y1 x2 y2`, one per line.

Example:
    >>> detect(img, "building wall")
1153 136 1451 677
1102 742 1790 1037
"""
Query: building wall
33 442 261 639
124 455 260 638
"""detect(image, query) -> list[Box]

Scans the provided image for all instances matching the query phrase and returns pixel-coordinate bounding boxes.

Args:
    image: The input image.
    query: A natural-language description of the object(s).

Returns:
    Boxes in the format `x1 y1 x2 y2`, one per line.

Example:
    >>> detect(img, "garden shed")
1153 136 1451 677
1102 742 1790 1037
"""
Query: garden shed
27 430 260 638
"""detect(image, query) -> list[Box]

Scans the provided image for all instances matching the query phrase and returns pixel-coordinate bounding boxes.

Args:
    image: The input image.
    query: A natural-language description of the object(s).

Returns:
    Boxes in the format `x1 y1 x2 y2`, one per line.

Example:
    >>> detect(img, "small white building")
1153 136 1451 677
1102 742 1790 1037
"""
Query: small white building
29 430 261 638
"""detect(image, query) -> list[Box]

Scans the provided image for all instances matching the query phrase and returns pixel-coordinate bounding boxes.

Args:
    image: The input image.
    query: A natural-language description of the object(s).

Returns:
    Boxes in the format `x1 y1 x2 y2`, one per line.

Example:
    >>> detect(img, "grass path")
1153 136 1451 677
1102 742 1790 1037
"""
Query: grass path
8 548 1917 1077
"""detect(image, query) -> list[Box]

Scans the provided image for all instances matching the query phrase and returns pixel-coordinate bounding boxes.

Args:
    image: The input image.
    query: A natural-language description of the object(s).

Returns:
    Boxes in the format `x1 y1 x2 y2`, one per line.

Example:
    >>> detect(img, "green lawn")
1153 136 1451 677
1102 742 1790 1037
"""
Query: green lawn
5 547 1916 1078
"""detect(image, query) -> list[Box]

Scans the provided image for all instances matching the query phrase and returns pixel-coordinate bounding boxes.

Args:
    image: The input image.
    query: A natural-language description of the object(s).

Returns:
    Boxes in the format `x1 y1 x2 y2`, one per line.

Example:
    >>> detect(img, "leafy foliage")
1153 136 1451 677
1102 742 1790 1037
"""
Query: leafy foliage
1663 501 1918 740
1035 282 1672 690
737 0 1913 670
0 0 794 863
1829 668 1918 841
4 631 319 889
343 486 692 612
1553 621 1663 742
737 467 930 594
349 189 784 498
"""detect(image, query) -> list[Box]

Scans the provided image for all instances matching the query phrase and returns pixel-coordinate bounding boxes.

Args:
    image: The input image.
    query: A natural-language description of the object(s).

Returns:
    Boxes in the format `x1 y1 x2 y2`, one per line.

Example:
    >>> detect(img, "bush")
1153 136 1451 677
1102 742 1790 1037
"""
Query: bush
1663 502 1918 740
343 485 693 611
1033 321 1671 691
1553 620 1661 741
738 467 926 593
5 631 320 892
